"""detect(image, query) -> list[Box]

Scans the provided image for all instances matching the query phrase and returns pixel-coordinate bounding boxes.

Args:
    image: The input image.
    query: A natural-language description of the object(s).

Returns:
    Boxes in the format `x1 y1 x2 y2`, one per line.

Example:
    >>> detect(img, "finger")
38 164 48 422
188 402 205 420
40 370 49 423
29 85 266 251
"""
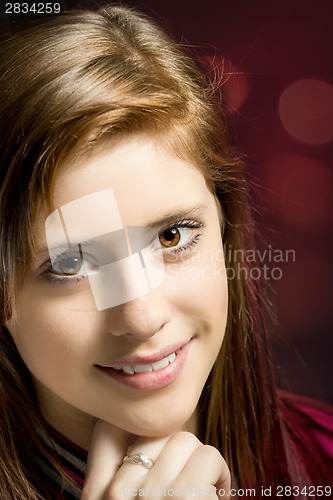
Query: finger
81 419 135 500
114 434 171 486
176 444 231 499
146 431 202 484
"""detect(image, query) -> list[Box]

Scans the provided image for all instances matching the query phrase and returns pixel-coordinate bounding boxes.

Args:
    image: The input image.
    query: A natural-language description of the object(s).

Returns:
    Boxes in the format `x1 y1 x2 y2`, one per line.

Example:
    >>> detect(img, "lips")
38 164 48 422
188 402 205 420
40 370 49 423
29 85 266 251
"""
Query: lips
96 339 189 370
95 339 192 390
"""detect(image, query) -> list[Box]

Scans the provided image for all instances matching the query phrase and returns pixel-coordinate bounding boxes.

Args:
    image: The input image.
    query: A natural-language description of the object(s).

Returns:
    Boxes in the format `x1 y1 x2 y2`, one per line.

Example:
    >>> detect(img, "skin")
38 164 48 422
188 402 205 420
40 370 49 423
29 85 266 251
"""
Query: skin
6 136 230 498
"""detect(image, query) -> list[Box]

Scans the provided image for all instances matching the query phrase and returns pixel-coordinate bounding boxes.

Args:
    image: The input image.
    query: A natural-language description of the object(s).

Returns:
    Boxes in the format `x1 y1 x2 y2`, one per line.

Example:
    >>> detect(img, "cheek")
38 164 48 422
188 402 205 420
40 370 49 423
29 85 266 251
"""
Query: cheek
165 252 228 341
7 291 97 388
164 228 228 323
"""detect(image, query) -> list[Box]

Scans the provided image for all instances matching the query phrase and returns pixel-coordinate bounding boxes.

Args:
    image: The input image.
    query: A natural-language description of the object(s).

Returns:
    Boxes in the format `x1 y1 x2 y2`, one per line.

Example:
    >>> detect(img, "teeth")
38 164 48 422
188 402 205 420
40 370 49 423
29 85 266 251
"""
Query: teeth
122 365 135 375
134 363 153 374
168 352 176 363
152 356 170 371
115 350 180 375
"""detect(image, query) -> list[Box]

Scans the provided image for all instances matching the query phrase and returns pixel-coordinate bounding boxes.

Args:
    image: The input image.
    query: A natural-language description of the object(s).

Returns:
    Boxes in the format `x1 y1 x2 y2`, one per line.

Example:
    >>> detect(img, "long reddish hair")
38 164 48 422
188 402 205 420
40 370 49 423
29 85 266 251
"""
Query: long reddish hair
0 5 331 499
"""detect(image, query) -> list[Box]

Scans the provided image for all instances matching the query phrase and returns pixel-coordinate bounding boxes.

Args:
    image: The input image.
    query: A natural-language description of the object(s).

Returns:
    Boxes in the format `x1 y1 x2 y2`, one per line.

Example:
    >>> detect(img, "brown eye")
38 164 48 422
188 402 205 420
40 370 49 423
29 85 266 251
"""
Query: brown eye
159 228 180 248
57 256 82 275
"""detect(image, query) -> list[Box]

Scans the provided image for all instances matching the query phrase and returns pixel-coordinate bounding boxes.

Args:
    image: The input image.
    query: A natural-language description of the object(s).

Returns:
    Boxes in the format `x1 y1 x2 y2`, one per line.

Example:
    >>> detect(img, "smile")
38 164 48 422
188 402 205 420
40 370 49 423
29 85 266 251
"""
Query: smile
113 349 180 375
95 341 192 390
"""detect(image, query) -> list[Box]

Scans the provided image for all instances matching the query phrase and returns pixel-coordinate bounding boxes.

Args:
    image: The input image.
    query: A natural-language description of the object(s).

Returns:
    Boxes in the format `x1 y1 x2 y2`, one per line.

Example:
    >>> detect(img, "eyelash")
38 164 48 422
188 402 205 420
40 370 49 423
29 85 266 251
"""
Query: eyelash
159 219 204 254
39 219 205 286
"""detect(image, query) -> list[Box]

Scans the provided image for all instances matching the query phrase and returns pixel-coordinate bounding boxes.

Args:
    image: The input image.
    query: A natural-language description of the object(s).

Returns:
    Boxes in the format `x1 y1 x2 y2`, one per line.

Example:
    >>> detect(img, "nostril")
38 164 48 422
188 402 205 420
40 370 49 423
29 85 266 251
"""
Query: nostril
103 289 171 339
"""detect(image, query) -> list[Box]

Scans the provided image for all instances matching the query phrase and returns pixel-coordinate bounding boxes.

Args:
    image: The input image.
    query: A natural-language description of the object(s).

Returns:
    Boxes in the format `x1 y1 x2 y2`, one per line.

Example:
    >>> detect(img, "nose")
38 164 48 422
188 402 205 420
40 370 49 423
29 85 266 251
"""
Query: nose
105 290 171 339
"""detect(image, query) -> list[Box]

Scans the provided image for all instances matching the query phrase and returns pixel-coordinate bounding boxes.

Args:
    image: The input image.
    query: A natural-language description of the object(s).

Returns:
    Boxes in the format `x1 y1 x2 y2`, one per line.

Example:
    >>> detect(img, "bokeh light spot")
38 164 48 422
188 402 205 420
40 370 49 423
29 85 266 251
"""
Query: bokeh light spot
279 79 333 145
201 55 249 112
221 62 249 113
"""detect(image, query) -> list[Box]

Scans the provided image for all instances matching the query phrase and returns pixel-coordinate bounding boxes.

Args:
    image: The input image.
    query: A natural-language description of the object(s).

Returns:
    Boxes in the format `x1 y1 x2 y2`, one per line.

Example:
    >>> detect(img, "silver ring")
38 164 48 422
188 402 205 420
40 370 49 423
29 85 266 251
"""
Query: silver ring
123 452 154 469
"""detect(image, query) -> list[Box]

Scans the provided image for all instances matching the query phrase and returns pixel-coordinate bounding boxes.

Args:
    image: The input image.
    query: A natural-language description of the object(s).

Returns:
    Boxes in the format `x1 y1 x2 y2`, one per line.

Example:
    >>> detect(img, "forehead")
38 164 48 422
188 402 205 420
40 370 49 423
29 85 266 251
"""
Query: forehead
51 136 209 225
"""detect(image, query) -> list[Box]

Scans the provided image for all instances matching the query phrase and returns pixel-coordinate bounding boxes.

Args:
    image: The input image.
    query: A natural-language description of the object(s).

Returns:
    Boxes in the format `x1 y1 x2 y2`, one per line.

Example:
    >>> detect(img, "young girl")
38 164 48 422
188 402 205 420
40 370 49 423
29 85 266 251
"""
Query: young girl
0 4 332 499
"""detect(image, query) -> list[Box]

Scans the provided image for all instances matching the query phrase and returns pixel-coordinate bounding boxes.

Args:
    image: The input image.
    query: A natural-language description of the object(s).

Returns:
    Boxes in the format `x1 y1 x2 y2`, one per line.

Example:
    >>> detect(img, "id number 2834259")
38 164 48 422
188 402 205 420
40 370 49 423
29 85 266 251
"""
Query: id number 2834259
5 3 61 14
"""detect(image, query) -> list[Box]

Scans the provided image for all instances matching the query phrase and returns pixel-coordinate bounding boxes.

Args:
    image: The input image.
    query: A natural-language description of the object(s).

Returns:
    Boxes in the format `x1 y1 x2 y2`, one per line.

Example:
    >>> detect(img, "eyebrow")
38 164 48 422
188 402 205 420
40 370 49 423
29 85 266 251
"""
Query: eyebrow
34 203 208 257
144 203 208 229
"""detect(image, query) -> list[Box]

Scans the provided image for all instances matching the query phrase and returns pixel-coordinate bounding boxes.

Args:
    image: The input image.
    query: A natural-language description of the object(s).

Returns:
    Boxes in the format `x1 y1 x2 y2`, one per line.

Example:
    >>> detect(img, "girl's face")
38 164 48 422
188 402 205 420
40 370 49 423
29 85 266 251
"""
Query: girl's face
6 136 228 449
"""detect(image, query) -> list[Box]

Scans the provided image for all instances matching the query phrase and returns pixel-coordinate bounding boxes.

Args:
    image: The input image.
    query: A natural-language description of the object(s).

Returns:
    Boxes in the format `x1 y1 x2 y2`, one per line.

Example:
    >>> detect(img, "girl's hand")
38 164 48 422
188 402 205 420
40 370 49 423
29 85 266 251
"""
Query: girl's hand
81 419 231 499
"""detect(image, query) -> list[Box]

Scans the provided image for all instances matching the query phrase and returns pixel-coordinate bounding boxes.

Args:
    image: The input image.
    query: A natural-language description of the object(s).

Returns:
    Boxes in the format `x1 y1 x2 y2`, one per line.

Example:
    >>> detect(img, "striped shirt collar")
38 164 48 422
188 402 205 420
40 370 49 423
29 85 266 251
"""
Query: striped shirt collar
37 423 87 499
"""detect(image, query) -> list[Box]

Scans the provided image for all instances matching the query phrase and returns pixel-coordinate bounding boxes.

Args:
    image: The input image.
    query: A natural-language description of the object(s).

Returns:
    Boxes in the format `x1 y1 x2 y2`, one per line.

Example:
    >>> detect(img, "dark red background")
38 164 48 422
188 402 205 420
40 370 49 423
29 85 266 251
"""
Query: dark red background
2 0 332 402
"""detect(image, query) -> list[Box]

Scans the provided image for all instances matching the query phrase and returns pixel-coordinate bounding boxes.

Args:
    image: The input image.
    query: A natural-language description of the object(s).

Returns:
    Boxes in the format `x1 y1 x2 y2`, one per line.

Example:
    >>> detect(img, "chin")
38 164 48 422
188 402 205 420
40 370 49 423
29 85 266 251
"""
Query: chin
114 406 197 437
